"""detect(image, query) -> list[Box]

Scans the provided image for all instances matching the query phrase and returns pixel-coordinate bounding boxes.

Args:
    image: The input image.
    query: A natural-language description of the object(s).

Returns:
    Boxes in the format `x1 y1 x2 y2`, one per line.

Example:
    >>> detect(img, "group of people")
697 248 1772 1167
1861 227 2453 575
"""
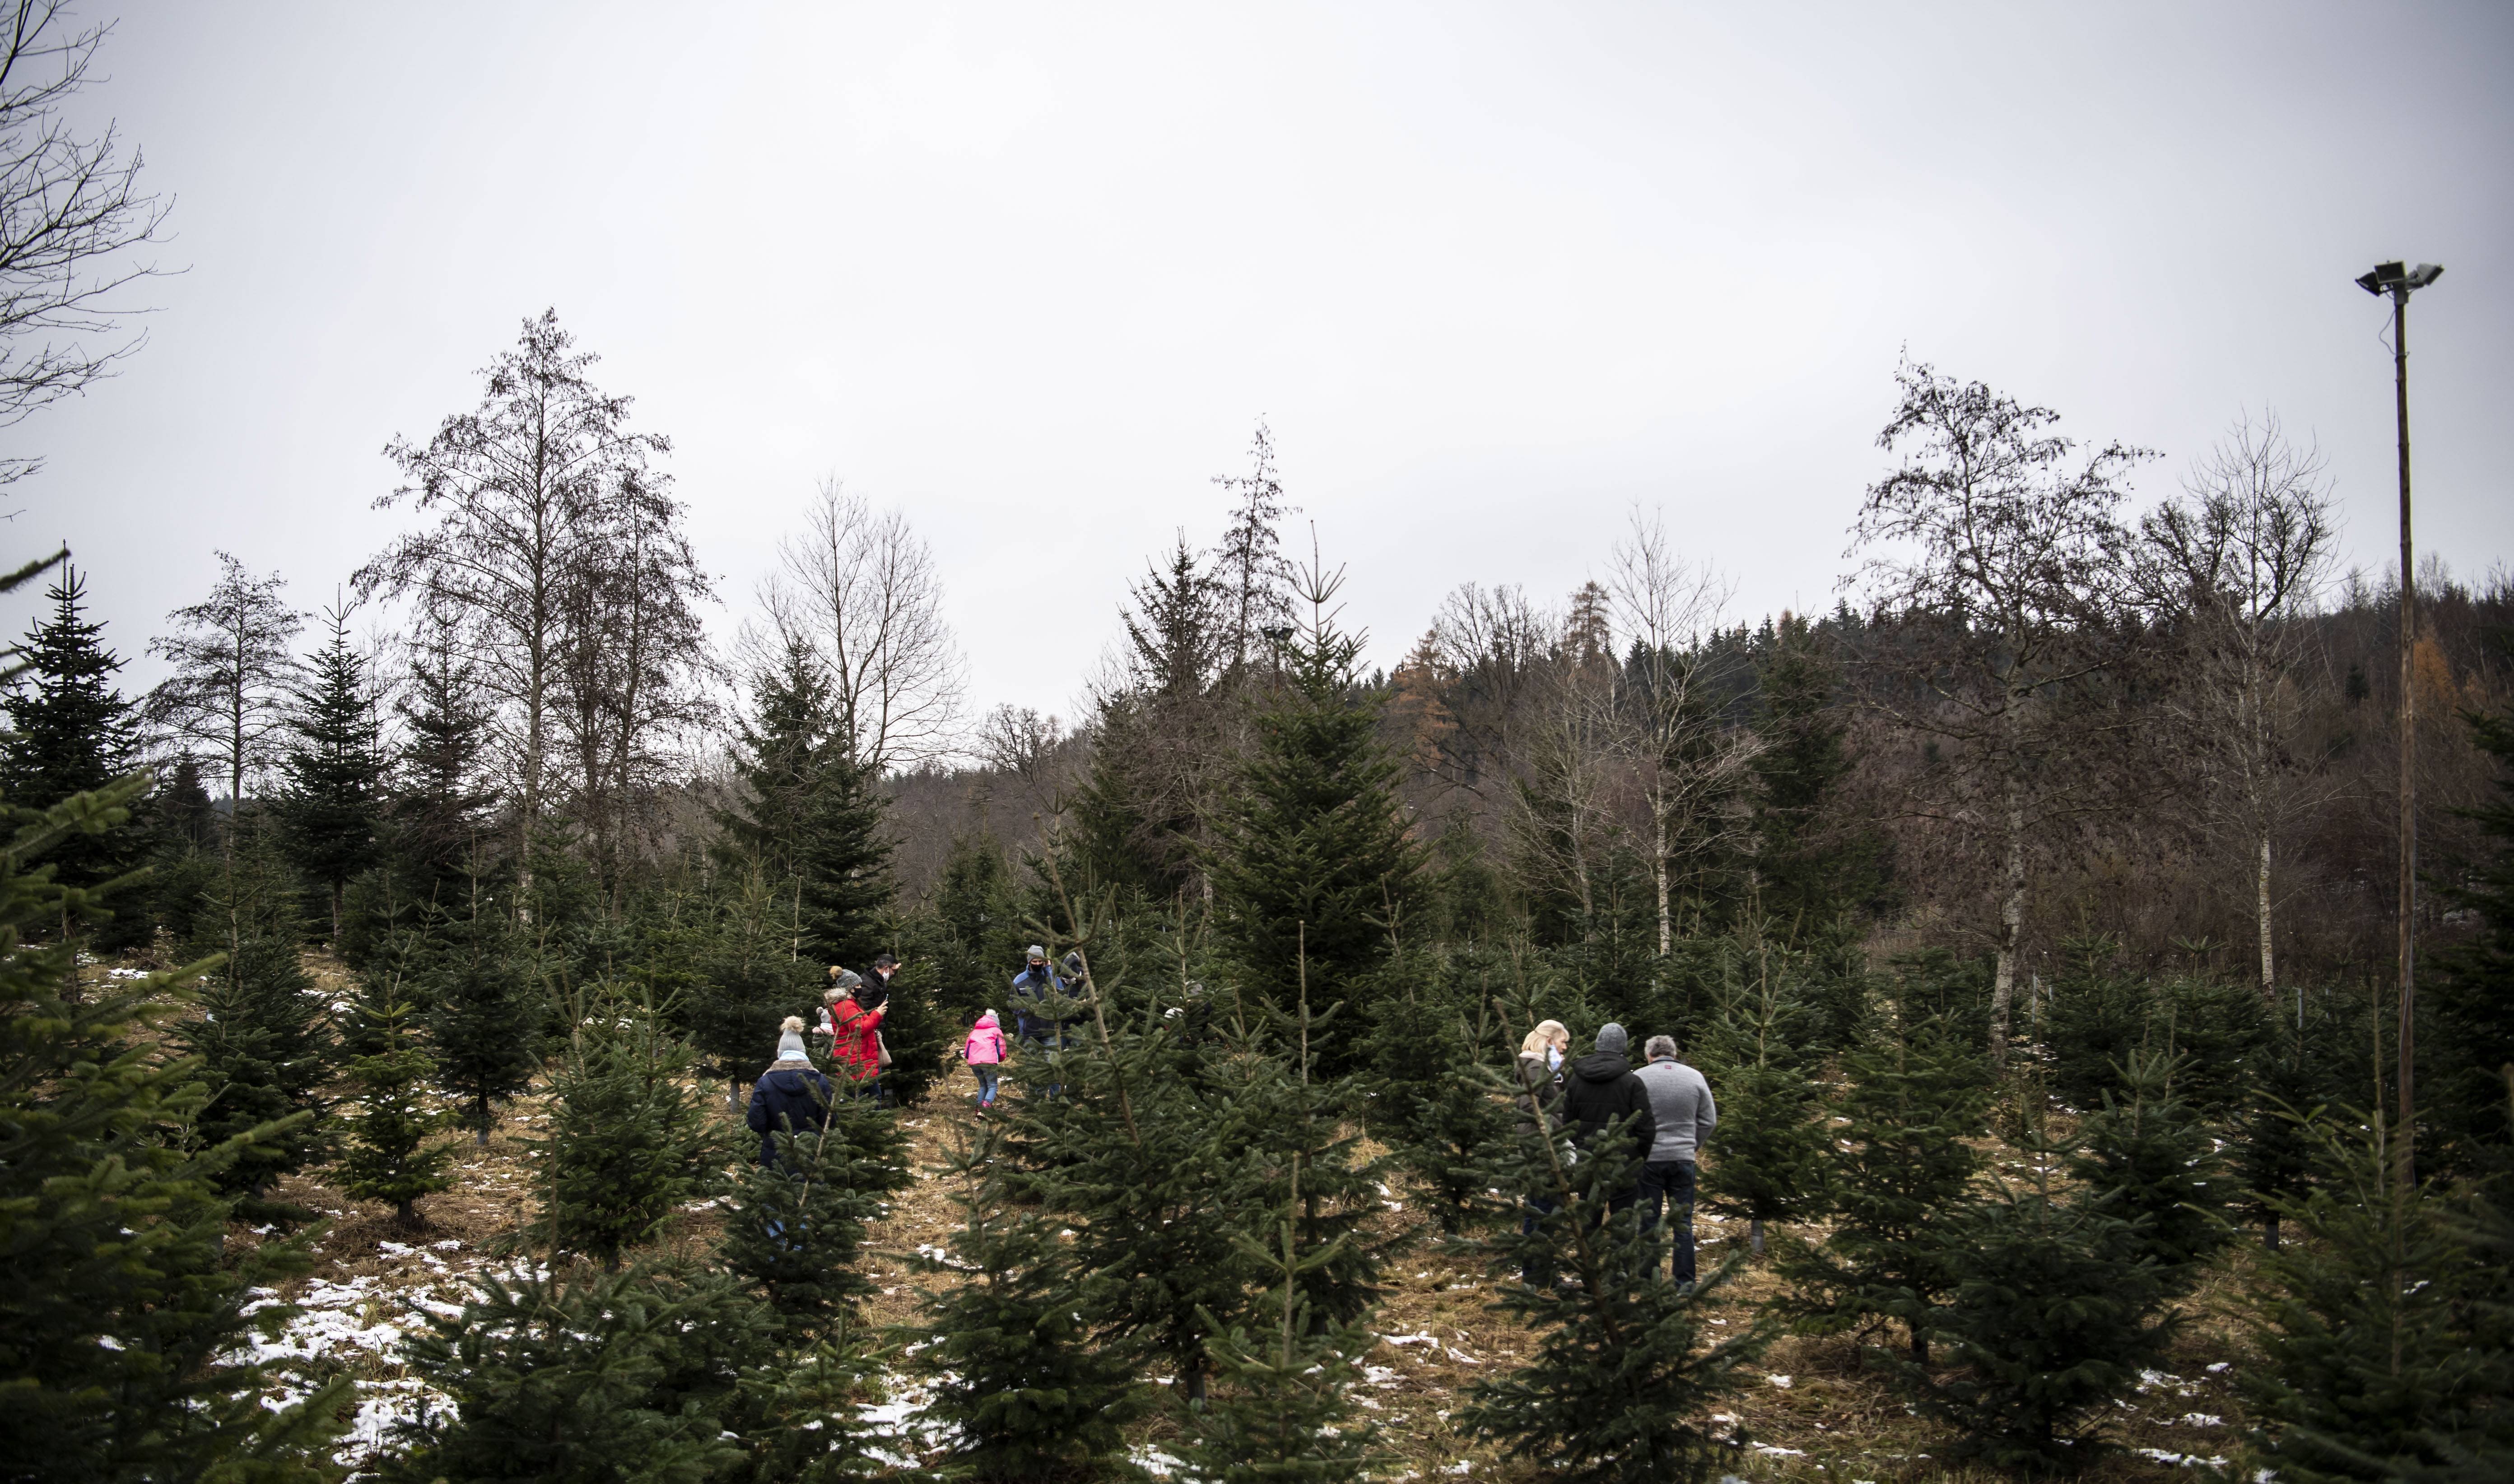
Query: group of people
745 954 901 1164
743 960 1721 1290
746 944 1086 1163
1514 1019 1719 1285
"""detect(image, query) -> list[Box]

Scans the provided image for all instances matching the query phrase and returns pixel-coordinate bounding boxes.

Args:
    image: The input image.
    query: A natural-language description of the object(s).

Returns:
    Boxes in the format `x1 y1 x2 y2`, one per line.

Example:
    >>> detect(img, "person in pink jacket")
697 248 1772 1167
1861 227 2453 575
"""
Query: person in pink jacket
963 1009 1008 1109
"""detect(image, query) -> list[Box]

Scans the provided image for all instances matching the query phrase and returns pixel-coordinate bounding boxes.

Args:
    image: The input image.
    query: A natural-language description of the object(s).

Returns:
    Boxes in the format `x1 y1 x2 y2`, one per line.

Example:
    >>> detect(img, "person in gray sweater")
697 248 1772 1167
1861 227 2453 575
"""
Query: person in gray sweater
1633 1034 1717 1284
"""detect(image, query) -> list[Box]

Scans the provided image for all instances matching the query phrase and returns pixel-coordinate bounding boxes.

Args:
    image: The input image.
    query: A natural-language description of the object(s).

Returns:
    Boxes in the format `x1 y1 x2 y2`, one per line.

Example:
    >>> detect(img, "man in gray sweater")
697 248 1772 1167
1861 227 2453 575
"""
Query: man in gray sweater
1634 1034 1717 1284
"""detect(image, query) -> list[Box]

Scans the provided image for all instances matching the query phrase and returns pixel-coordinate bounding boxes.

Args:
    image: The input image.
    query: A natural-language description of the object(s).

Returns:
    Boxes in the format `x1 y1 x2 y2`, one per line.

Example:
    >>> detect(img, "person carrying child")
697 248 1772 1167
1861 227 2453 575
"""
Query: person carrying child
963 1009 1008 1111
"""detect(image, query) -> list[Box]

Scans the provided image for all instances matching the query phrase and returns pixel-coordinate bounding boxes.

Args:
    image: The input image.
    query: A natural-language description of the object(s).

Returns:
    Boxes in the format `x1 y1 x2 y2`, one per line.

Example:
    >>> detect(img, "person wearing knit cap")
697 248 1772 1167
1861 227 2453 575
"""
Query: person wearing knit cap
746 1016 834 1168
1556 1021 1657 1212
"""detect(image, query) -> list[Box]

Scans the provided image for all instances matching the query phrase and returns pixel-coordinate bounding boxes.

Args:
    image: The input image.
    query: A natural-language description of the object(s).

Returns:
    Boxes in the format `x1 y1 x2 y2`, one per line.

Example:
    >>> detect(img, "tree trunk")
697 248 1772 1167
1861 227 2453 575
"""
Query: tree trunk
1911 1328 1928 1367
2257 829 2277 1001
1652 788 1672 957
2263 1212 2280 1252
1990 761 2027 1067
476 1089 491 1146
1749 1215 1765 1256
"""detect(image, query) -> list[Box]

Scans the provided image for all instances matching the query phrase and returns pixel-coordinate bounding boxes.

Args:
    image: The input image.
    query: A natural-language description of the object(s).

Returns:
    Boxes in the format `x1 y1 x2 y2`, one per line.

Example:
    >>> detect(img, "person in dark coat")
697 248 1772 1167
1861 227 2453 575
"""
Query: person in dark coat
746 1019 835 1168
1556 1022 1657 1212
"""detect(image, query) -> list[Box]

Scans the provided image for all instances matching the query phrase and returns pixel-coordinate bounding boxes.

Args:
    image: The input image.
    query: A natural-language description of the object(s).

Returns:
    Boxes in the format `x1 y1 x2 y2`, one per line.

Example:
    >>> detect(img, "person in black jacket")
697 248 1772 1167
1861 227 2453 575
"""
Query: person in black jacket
746 1018 835 1168
1556 1022 1657 1212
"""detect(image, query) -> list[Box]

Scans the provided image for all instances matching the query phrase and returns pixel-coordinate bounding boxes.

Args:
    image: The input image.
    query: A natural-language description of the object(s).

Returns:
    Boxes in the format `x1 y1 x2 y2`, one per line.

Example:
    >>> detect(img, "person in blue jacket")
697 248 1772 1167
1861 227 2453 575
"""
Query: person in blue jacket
746 1018 834 1168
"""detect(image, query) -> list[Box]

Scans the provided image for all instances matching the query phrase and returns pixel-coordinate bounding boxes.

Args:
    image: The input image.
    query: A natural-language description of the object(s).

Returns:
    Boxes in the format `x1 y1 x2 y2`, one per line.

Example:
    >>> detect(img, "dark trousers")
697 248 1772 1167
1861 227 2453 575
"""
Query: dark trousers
1639 1158 1699 1284
1520 1193 1559 1286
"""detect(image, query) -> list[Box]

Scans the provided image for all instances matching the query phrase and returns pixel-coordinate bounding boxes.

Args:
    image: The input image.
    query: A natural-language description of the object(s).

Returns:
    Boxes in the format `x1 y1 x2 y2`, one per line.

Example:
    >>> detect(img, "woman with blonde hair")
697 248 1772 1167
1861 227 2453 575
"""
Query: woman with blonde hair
1513 1018 1572 1284
1514 1020 1570 1124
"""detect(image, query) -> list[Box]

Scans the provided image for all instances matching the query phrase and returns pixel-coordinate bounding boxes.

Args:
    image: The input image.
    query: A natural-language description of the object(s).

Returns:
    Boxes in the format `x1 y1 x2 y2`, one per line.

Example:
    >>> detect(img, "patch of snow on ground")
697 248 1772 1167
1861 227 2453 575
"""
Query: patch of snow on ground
2136 1448 2231 1468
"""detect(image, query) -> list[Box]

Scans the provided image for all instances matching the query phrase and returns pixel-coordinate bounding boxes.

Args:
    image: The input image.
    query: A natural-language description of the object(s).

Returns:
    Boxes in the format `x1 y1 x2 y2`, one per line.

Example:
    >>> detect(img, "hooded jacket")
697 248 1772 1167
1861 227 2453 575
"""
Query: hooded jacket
1558 1051 1657 1170
828 996 885 1080
747 1061 835 1166
964 1012 1008 1065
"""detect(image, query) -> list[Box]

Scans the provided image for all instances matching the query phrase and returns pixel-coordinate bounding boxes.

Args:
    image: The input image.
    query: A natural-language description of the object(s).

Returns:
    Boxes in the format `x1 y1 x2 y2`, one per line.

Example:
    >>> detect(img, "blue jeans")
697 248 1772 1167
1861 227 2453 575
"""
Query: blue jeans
1639 1158 1699 1284
973 1065 999 1104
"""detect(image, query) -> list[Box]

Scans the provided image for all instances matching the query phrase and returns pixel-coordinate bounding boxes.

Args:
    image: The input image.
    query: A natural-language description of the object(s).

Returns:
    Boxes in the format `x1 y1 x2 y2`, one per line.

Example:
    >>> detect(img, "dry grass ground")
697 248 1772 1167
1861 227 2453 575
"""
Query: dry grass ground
238 954 2261 1480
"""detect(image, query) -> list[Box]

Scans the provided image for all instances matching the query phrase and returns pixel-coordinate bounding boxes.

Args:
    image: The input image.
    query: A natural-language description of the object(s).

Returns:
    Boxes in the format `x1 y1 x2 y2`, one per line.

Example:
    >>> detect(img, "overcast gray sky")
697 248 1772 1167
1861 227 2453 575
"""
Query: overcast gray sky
14 0 2512 728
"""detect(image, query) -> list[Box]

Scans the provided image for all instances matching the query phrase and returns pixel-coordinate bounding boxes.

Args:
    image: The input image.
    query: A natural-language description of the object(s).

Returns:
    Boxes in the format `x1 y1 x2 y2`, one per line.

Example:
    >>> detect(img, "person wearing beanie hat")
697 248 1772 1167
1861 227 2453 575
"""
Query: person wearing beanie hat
746 1017 834 1169
1007 947 1068 1101
1556 1020 1656 1212
962 1009 1009 1109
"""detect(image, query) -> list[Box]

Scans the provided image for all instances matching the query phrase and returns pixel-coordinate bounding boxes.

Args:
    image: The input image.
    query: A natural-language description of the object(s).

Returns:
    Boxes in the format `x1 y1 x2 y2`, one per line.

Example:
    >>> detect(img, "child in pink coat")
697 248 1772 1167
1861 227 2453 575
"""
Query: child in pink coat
963 1009 1009 1109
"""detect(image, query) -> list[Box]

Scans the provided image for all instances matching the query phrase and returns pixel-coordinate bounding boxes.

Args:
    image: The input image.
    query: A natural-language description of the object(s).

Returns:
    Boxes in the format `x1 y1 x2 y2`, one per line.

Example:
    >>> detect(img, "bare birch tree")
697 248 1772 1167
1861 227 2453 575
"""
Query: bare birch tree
759 479 966 776
145 551 301 808
0 0 170 486
1848 361 2148 1063
358 309 666 870
2136 412 2337 1001
1606 511 1762 955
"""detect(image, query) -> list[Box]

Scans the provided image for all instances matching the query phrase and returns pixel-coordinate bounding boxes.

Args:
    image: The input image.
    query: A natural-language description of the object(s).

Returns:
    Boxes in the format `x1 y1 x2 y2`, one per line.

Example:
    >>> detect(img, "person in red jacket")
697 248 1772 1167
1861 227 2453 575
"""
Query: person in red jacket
827 991 886 1096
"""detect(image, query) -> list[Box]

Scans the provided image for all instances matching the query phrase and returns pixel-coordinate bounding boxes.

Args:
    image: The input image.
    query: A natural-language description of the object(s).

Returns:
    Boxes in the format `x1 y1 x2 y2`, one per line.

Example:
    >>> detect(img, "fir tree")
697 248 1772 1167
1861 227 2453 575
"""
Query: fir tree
275 602 387 940
179 817 332 1210
2235 1033 2325 1251
389 1262 777 1484
682 866 819 1110
1364 946 1513 1235
797 746 895 968
535 983 722 1267
418 872 542 1142
0 773 349 1480
1780 1013 1993 1363
1205 559 1421 1074
721 1087 911 1323
1074 532 1226 898
1698 962 1831 1256
1180 1166 1387 1484
391 597 497 886
1885 1111 2176 1471
0 563 144 901
1746 611 1887 923
140 752 220 951
1210 948 1390 1335
1010 909 1265 1402
336 960 456 1226
914 1123 1142 1481
1462 1049 1767 1484
2069 1047 2231 1289
717 636 836 875
2244 1113 2514 1483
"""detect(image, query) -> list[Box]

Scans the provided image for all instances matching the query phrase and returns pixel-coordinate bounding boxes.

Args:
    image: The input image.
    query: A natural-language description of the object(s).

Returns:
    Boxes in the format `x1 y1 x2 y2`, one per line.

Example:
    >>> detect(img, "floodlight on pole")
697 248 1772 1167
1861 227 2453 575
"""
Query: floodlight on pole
2357 256 2442 1188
